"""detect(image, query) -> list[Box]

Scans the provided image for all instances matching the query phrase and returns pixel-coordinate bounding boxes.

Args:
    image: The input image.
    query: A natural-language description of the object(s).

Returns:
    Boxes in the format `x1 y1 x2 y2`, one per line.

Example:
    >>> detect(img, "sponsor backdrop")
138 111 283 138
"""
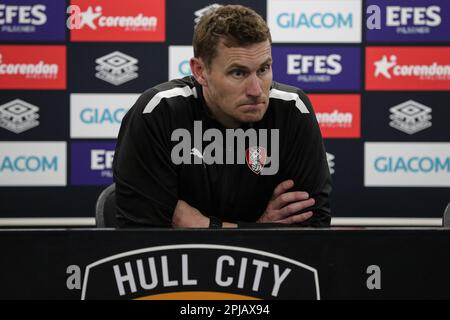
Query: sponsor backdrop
0 0 449 219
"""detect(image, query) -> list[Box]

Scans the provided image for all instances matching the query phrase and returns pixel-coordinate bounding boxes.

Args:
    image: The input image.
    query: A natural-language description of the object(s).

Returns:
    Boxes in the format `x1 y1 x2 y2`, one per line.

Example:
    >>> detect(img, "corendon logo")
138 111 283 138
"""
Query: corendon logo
68 0 165 42
366 47 450 91
0 45 66 89
309 94 360 138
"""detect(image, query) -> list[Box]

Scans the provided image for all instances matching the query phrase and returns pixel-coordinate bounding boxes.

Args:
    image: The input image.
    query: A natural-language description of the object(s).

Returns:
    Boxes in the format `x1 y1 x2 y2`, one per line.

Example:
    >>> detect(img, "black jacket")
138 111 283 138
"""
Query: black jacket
113 76 331 227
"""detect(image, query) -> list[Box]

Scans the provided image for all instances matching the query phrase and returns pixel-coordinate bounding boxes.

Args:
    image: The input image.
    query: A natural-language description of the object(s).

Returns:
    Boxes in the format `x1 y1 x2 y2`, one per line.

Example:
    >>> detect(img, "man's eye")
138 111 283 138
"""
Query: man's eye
231 70 246 78
258 65 271 74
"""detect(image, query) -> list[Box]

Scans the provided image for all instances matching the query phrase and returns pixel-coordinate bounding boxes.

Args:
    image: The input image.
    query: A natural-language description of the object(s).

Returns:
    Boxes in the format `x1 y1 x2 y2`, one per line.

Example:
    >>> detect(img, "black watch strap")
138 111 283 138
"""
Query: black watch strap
209 216 222 229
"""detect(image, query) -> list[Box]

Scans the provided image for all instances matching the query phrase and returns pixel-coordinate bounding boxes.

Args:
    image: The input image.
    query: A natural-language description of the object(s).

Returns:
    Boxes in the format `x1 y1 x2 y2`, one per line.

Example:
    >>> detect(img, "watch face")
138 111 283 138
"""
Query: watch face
209 216 222 228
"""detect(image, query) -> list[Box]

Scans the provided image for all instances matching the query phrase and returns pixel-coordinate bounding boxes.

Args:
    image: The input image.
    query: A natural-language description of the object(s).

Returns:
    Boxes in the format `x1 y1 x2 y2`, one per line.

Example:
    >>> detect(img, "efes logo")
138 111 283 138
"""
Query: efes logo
81 244 320 300
168 46 193 80
272 47 360 90
69 0 165 42
70 94 138 138
267 0 362 43
0 45 66 89
95 51 138 86
366 47 450 91
389 100 432 135
0 1 65 41
71 142 115 185
366 1 450 42
309 94 360 138
0 99 39 134
364 142 450 187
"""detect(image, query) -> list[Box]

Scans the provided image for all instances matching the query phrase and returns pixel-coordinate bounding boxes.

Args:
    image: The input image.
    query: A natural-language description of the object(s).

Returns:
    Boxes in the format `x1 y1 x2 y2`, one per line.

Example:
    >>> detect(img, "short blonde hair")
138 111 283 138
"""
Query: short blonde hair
193 5 272 68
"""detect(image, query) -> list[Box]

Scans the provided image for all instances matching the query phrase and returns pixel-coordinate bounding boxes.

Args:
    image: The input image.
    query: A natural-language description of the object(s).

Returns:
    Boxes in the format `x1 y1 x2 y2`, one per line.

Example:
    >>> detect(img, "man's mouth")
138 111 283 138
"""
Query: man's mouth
239 102 265 112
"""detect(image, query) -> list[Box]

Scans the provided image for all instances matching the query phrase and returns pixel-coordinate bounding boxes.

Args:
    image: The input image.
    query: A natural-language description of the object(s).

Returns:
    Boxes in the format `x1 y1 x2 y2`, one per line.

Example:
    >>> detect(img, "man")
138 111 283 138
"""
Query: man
113 5 331 228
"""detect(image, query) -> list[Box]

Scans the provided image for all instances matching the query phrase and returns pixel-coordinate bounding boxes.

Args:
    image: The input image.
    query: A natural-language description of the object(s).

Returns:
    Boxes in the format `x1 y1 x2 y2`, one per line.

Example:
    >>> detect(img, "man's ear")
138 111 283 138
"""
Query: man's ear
190 57 208 87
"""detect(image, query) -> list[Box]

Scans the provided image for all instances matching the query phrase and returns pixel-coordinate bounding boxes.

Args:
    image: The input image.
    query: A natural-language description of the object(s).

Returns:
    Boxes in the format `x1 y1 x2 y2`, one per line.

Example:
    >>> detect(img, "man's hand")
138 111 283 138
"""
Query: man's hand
258 180 315 224
172 200 209 228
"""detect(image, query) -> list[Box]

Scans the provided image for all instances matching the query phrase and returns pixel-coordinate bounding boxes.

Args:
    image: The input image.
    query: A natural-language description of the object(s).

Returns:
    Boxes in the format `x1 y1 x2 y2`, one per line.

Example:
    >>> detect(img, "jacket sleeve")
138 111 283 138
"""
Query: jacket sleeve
280 90 332 227
113 90 178 227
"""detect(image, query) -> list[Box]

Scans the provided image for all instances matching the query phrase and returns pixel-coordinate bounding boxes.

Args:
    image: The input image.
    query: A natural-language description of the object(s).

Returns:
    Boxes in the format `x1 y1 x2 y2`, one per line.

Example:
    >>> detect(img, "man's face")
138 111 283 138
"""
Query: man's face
198 40 273 128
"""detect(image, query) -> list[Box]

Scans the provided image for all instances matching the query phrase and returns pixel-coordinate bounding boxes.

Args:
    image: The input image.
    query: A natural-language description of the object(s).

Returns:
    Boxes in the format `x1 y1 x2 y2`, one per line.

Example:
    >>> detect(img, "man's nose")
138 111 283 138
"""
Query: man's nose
246 74 263 97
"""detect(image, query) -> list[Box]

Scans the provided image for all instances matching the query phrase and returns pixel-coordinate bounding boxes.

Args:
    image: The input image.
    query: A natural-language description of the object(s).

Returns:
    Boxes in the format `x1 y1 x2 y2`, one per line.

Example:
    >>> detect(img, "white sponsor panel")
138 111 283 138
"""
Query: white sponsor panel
70 94 138 138
267 0 362 43
365 142 450 187
0 142 66 186
168 46 193 80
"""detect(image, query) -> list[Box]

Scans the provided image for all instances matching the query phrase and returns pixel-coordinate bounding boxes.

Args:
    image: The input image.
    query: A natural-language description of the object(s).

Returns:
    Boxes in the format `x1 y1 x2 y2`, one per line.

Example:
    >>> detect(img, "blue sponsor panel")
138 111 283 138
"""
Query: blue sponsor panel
0 0 66 41
71 142 115 186
366 0 450 42
272 47 360 91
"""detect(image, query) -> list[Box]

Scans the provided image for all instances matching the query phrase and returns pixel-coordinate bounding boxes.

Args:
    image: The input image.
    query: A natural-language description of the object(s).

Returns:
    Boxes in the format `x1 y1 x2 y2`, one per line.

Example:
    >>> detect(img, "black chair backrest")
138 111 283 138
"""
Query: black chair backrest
95 183 117 228
444 202 450 228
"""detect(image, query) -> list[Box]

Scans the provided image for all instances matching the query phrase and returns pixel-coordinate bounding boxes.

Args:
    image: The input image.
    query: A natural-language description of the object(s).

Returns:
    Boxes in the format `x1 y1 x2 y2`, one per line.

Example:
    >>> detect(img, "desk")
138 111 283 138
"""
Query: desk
0 228 449 299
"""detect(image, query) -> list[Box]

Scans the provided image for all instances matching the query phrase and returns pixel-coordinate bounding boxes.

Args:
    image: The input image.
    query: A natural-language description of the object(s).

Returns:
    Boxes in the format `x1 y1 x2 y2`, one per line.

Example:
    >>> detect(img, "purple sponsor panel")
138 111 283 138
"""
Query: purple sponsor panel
272 47 360 91
71 142 116 186
0 0 66 41
366 0 450 42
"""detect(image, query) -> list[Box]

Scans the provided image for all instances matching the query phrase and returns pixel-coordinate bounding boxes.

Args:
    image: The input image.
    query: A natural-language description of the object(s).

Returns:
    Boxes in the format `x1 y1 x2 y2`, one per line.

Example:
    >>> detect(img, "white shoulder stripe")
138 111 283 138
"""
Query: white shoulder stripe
143 86 197 114
269 88 309 114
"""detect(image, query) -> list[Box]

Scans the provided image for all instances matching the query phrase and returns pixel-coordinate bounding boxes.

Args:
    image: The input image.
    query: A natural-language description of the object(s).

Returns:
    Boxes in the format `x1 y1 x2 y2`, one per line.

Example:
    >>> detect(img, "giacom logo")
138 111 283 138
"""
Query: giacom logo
81 244 320 300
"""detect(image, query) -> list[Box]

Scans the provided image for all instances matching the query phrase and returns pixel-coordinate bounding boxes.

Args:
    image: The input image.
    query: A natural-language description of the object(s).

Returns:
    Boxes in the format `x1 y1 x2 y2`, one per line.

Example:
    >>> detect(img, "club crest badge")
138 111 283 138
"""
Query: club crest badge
246 146 267 175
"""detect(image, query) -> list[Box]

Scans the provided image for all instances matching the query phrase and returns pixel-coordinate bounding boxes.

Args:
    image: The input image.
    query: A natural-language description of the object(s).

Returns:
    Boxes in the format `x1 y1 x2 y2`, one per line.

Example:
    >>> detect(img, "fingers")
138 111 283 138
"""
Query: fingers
260 180 316 225
271 180 294 200
276 211 313 224
278 198 315 219
261 197 315 222
270 191 310 210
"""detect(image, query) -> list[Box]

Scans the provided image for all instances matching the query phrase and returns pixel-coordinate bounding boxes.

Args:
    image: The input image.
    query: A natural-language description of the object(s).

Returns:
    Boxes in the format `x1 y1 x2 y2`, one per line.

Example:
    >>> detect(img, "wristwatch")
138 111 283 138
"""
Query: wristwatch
208 216 222 229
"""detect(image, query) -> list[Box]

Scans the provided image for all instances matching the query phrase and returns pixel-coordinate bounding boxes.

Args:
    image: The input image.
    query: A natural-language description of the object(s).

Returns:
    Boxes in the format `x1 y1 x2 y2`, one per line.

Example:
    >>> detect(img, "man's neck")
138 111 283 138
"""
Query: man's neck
203 89 241 129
